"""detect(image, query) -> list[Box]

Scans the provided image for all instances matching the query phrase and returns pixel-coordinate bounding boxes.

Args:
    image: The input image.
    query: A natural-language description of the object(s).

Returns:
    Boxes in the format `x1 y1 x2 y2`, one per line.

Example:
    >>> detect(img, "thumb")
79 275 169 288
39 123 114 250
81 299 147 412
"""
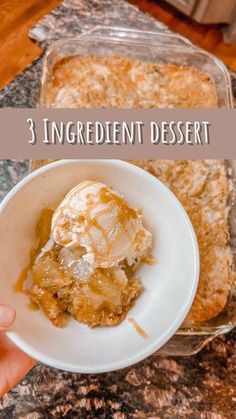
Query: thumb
0 304 16 330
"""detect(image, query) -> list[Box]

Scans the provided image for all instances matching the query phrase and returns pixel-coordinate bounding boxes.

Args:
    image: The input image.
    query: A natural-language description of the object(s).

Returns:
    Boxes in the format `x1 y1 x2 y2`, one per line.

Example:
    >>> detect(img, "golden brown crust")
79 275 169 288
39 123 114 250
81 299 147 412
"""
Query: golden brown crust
30 285 66 327
30 269 143 328
130 160 233 324
29 234 144 328
68 278 143 327
45 55 218 108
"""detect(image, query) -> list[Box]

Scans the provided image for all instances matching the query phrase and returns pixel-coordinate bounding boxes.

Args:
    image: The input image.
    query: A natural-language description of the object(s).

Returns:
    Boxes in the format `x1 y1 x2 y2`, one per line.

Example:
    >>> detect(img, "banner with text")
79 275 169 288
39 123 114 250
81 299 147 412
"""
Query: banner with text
0 109 235 158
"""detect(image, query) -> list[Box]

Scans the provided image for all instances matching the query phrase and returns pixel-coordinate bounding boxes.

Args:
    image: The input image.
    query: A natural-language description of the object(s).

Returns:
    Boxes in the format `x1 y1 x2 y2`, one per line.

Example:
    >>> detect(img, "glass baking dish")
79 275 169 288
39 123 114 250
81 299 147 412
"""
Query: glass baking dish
30 159 236 356
39 26 233 108
37 26 235 355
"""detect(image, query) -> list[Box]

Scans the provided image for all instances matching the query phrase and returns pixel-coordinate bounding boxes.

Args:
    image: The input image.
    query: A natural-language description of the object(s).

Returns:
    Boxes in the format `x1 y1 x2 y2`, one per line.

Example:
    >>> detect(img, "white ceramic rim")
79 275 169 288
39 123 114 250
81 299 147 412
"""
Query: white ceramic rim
1 160 200 373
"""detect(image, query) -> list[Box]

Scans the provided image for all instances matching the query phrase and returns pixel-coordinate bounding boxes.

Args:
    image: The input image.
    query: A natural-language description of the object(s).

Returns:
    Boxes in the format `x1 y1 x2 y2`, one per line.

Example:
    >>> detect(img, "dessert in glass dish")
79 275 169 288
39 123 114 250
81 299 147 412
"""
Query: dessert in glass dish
131 159 235 329
40 27 233 109
45 55 218 109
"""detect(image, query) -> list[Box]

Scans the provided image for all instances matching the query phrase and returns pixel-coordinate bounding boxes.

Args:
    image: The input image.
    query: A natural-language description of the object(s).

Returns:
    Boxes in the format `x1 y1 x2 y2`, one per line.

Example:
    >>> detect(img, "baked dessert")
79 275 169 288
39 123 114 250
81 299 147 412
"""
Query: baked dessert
16 181 152 327
131 160 233 325
29 160 234 326
45 55 218 108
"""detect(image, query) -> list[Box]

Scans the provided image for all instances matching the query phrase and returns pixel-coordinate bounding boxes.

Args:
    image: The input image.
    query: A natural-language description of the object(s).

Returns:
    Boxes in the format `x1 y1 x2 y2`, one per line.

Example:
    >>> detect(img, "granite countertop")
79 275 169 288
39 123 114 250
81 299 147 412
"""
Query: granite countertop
0 1 235 417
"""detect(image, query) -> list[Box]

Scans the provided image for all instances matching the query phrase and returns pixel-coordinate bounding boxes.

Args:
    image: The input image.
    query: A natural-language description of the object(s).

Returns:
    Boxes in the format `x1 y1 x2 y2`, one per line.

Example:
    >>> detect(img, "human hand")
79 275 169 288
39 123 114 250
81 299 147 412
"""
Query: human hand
0 303 36 397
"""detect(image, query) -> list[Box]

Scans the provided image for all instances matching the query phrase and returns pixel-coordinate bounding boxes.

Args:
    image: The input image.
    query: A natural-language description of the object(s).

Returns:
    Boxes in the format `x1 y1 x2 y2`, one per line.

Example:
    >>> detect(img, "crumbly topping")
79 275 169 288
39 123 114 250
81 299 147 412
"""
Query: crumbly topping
131 160 233 324
45 55 218 108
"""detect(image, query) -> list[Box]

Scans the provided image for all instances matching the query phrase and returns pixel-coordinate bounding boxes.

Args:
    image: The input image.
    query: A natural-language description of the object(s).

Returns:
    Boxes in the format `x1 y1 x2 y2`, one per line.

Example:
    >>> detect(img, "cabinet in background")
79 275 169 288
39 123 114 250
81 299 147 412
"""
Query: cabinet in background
166 0 236 24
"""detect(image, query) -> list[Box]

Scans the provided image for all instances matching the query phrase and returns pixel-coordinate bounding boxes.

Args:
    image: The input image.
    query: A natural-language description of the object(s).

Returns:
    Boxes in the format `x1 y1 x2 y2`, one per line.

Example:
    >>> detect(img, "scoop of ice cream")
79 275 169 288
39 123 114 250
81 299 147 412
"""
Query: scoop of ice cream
51 180 152 269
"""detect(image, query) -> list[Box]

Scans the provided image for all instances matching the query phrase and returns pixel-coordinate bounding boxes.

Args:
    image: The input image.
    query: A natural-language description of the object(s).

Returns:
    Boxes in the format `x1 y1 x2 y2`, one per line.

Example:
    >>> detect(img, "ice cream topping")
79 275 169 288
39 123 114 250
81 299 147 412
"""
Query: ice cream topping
52 181 152 270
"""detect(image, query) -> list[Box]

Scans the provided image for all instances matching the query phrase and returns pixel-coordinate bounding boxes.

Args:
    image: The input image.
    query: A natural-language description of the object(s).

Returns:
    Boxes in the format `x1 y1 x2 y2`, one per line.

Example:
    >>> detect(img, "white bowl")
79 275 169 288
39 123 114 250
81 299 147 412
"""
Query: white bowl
0 160 199 373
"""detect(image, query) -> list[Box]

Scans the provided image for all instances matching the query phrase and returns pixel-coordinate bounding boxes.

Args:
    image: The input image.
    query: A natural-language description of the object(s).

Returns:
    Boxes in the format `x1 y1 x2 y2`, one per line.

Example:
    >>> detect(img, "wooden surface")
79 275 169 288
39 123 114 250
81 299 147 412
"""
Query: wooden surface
130 0 236 70
0 0 62 90
0 0 236 90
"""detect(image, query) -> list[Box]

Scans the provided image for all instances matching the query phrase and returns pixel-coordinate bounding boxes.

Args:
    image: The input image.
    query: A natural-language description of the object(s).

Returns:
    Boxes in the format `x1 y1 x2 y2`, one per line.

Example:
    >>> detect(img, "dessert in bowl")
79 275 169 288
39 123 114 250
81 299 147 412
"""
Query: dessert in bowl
19 180 152 328
0 160 199 372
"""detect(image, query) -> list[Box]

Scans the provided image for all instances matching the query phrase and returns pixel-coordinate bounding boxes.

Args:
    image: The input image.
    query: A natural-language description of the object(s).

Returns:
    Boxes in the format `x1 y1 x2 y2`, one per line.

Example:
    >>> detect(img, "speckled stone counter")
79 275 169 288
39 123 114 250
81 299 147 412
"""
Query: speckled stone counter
0 1 235 417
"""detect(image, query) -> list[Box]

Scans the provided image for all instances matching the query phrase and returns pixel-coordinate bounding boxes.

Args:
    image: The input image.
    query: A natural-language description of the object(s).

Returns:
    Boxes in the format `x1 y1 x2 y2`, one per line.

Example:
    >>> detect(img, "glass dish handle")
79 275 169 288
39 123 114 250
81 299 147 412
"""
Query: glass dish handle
156 332 221 356
79 25 193 47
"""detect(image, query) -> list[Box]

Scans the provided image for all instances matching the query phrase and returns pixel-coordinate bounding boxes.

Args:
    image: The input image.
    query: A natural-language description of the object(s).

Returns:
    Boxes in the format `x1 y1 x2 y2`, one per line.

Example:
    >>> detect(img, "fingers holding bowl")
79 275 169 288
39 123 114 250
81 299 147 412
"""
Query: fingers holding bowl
0 303 16 330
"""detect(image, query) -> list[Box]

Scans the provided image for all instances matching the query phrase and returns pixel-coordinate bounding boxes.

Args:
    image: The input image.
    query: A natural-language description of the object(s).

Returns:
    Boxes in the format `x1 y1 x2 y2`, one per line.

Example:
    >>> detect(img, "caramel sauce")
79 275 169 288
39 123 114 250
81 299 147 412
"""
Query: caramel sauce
14 208 54 297
54 183 139 259
84 187 128 257
35 208 54 250
141 255 157 265
99 187 137 218
95 187 137 254
128 317 149 339
27 301 39 311
14 265 30 293
14 263 38 311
